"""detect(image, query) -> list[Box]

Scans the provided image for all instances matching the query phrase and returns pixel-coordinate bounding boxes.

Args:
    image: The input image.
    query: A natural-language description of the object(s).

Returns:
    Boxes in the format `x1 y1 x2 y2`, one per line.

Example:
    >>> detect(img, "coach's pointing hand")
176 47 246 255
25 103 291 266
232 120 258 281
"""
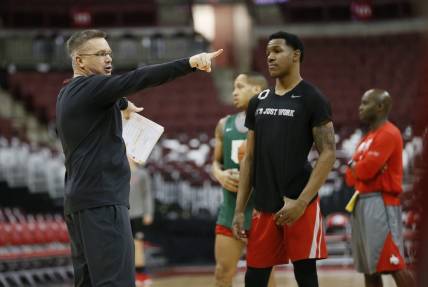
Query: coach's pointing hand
189 49 224 72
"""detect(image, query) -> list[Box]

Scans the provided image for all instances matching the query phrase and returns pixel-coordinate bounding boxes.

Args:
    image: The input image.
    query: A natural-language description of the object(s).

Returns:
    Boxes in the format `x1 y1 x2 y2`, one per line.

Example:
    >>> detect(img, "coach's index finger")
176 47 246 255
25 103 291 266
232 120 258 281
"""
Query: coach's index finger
207 49 224 59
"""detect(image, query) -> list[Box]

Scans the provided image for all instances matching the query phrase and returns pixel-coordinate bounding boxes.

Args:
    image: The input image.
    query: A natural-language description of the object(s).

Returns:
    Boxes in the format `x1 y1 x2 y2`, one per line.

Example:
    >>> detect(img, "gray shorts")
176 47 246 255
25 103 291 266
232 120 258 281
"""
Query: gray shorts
351 192 404 274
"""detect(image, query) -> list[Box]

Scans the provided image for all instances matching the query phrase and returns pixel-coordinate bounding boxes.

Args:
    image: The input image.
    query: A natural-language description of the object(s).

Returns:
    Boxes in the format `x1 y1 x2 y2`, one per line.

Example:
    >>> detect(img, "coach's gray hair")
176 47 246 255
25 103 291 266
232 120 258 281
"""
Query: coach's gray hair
66 29 107 57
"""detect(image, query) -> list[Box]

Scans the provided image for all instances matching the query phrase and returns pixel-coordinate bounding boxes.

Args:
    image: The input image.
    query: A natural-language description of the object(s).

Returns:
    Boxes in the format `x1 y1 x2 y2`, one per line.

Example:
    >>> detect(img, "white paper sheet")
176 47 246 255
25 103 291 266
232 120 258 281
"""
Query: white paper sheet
122 113 164 164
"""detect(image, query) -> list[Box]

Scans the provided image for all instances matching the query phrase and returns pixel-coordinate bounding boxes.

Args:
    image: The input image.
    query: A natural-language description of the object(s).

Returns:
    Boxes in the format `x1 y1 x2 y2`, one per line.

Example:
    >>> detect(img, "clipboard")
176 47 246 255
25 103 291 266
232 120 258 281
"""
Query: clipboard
122 113 164 164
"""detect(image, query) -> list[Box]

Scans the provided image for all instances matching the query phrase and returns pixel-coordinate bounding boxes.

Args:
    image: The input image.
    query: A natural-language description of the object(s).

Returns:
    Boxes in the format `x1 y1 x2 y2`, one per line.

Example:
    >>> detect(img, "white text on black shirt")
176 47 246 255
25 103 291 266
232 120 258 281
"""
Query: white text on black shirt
255 108 295 117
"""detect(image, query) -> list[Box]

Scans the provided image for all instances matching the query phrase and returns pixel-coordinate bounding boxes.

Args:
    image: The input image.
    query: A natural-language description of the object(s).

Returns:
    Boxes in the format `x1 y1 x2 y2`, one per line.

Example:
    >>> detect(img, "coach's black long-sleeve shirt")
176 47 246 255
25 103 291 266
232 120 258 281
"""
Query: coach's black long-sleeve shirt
56 58 194 214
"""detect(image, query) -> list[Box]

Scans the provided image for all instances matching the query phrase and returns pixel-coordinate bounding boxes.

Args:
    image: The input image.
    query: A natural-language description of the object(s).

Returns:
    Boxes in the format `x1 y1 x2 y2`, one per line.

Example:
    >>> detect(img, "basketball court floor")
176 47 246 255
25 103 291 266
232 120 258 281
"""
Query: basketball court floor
151 267 397 287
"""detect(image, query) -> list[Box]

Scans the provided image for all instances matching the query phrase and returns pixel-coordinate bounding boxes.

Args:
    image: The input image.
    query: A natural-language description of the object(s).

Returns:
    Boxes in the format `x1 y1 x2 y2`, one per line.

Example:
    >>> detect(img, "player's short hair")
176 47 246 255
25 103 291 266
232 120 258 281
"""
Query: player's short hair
66 29 107 57
243 72 268 91
268 31 304 63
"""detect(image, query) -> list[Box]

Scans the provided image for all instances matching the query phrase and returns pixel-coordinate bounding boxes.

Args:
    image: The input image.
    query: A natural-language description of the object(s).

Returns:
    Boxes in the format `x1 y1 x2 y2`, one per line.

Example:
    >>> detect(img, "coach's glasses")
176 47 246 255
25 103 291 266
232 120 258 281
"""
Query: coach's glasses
79 51 113 58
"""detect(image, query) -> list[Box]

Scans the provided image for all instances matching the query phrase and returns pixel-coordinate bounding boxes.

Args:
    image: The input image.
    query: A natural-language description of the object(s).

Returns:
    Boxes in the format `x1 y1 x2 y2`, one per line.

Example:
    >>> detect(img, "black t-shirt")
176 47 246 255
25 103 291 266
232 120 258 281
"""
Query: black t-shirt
245 80 332 212
56 58 193 214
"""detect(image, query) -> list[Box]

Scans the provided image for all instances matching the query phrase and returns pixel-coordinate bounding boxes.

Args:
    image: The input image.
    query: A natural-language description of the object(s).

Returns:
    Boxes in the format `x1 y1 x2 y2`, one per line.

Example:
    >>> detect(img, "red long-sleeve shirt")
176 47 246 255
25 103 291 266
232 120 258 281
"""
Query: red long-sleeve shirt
345 121 403 205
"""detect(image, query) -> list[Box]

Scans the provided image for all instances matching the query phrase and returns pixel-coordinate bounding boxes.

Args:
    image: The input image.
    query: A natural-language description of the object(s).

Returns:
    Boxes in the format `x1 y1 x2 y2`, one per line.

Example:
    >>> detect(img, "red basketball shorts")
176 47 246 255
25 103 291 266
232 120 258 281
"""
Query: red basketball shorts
247 197 327 268
215 224 234 238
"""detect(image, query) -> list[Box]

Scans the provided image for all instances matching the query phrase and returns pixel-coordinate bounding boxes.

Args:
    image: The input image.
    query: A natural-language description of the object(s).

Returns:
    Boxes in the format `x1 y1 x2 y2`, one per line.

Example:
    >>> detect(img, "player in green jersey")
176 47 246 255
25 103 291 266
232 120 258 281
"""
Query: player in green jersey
212 73 275 287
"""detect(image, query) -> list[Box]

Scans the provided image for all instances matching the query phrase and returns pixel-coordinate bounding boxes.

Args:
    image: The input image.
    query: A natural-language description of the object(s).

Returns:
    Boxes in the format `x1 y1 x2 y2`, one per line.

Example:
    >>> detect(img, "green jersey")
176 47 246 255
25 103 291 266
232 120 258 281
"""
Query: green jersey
216 112 254 230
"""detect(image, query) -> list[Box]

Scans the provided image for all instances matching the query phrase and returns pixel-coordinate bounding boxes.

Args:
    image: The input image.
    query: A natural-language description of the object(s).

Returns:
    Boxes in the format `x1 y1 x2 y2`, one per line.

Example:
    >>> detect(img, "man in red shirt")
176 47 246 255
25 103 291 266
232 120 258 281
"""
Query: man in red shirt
346 89 414 287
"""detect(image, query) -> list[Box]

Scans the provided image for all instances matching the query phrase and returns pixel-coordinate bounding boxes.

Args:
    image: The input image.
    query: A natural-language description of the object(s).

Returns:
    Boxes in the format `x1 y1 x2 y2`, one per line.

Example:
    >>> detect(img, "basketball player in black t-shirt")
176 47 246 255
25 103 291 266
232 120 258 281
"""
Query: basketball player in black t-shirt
232 32 336 287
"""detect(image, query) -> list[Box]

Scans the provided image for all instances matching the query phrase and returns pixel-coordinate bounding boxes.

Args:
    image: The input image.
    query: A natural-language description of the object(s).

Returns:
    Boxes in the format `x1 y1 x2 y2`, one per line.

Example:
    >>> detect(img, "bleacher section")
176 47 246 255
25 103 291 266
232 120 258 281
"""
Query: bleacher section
7 32 424 133
0 118 17 140
128 73 235 136
0 137 65 199
8 73 68 123
0 207 71 287
0 0 159 28
252 0 415 24
8 71 234 135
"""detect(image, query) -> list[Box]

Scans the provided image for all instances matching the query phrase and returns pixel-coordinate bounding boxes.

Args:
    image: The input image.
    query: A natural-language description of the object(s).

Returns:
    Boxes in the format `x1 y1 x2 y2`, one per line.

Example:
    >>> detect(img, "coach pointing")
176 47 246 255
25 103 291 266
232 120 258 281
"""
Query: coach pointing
56 29 222 287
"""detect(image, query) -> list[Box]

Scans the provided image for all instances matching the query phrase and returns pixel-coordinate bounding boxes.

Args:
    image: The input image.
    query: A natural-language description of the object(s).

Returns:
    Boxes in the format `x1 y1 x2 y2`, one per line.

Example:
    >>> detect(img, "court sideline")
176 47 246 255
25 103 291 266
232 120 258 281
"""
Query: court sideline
151 269 397 287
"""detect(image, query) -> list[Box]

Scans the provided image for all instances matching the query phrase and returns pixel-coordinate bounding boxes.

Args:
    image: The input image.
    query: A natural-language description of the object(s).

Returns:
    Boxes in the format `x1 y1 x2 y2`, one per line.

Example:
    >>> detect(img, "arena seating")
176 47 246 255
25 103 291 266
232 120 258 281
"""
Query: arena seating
0 0 159 28
0 136 65 199
0 118 17 139
128 72 234 136
253 0 415 23
7 32 423 134
0 207 71 286
8 72 69 123
8 71 234 135
324 213 352 257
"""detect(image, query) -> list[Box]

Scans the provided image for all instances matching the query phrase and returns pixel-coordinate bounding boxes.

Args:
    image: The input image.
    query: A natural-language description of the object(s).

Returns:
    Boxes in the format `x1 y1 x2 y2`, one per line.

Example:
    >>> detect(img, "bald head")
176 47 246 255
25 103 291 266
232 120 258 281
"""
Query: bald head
365 89 392 114
359 89 392 125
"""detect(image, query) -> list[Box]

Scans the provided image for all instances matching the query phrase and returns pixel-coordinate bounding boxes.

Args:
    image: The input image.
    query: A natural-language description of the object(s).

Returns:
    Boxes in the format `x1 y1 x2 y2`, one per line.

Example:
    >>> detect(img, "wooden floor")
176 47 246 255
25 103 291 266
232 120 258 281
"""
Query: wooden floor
152 269 397 287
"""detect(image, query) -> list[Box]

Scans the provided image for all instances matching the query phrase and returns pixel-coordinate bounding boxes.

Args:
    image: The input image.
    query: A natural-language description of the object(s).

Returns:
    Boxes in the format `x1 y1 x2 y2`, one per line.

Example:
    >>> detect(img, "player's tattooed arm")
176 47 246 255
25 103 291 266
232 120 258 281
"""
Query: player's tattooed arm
313 121 336 155
298 121 336 204
276 121 336 225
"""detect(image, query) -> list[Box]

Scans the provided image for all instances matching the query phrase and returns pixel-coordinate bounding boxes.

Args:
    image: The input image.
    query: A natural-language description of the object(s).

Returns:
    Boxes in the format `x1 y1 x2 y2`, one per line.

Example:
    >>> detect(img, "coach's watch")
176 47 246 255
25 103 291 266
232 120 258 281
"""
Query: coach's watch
118 97 128 110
